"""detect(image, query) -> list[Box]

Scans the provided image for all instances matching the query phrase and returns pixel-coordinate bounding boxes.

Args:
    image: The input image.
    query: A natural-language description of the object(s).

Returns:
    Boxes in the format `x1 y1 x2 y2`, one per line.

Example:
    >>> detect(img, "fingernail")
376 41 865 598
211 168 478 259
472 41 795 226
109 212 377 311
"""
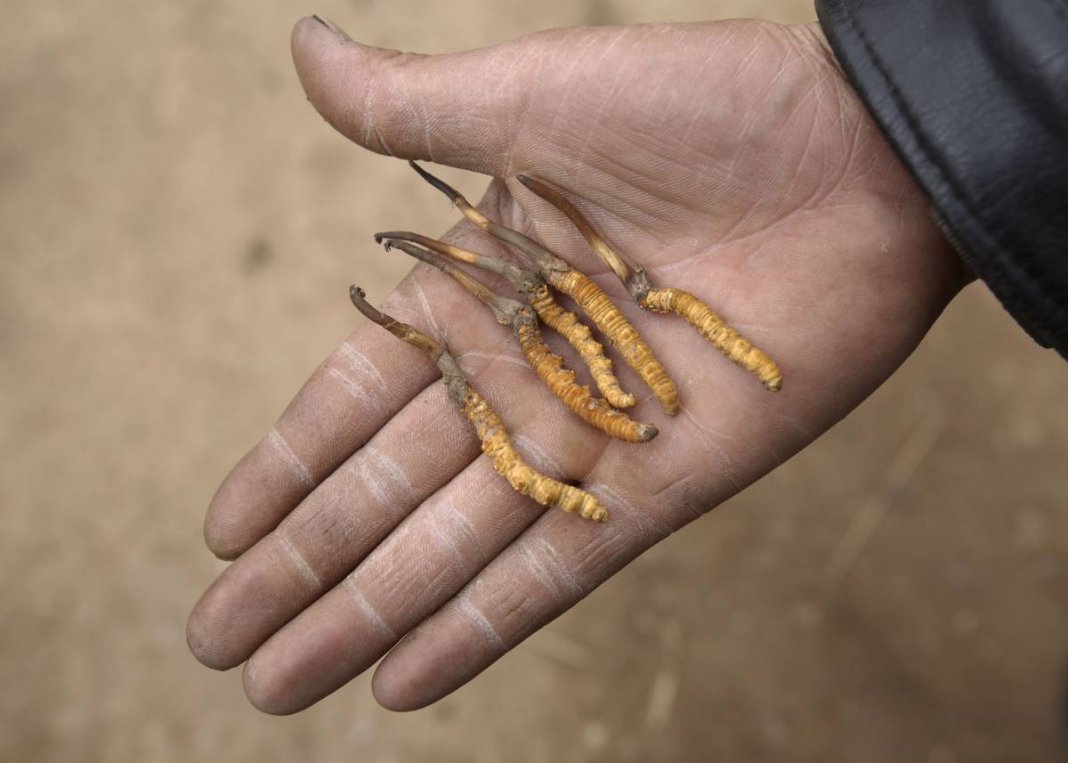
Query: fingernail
312 14 352 41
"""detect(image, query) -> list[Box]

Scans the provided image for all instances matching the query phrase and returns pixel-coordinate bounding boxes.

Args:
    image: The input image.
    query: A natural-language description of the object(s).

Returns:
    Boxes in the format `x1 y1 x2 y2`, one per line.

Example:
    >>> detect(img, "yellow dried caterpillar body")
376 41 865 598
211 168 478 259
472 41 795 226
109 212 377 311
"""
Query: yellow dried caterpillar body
514 171 784 394
375 236 655 443
462 389 608 522
349 285 608 523
526 283 636 410
514 316 657 443
404 162 678 412
550 269 680 416
642 287 782 392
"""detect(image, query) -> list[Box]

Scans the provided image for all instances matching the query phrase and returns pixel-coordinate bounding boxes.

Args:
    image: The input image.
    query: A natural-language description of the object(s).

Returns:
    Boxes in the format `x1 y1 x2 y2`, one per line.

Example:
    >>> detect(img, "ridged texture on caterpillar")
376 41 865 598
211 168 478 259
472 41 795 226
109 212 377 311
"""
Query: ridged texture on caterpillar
527 283 636 410
462 390 608 522
550 270 680 416
514 317 657 443
642 287 782 392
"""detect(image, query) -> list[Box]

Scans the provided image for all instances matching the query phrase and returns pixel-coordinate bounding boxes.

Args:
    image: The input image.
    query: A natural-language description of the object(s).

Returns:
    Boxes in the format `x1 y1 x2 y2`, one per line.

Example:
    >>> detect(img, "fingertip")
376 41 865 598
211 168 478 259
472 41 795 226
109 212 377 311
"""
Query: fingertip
371 621 488 711
291 15 348 56
203 478 255 561
243 656 300 716
291 17 331 76
311 14 353 41
371 657 435 712
188 555 290 674
185 609 211 667
202 433 313 561
290 15 363 126
290 15 524 171
291 15 319 45
202 499 243 561
371 629 437 711
186 594 242 672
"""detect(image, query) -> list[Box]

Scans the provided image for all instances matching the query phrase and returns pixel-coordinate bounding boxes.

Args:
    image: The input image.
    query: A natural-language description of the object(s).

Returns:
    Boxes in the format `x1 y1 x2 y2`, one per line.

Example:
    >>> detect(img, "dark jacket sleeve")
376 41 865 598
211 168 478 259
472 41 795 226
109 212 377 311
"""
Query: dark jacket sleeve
815 0 1068 358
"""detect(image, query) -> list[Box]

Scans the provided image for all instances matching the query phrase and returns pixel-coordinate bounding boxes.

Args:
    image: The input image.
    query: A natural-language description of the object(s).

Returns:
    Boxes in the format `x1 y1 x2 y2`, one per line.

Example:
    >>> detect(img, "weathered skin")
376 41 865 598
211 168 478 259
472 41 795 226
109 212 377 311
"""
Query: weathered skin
187 17 967 717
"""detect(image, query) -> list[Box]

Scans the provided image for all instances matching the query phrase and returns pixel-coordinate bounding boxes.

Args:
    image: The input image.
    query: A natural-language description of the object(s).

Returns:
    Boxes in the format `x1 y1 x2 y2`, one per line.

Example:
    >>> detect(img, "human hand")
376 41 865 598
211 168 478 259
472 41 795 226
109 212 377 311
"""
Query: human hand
187 16 967 713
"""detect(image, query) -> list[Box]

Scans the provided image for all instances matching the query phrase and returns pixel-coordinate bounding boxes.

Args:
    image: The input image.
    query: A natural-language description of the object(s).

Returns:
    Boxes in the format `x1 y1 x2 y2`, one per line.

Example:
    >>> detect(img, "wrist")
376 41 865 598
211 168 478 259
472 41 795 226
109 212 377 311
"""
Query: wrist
791 22 973 291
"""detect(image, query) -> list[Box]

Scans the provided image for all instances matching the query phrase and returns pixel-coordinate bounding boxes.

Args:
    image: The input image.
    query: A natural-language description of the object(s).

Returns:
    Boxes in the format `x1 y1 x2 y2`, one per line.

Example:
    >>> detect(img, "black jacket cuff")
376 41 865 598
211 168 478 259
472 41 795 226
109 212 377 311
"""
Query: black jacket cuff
816 0 1068 358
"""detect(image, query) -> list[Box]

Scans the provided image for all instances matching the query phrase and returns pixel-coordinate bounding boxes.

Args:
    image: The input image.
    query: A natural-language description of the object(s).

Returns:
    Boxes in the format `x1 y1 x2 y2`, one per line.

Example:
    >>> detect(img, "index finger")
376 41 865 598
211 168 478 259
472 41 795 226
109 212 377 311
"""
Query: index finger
203 271 445 559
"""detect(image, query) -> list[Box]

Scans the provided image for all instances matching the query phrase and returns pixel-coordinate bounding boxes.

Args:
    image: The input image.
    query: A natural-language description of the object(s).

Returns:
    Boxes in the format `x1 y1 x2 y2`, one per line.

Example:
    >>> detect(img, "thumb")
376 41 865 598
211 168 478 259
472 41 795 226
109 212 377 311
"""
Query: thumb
291 15 529 175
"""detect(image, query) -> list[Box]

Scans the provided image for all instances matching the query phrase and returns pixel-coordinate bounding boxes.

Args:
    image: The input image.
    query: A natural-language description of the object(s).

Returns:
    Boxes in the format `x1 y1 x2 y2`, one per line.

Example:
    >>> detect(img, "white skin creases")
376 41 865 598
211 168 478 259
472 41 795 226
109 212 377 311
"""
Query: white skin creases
189 16 968 714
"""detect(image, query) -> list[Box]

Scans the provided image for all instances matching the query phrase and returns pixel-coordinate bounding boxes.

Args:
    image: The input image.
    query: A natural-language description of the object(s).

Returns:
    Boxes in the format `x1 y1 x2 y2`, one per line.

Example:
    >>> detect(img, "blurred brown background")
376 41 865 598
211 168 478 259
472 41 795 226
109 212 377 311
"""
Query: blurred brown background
2 1 1066 761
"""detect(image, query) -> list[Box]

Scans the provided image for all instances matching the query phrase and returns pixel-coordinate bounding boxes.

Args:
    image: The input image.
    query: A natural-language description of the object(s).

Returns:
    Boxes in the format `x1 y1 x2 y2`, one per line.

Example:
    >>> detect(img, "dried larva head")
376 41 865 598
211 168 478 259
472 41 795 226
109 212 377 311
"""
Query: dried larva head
633 423 658 443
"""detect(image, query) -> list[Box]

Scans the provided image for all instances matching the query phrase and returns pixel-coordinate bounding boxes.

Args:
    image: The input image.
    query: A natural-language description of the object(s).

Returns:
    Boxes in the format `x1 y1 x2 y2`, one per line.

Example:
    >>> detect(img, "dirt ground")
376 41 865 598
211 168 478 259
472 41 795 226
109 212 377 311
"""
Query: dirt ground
2 1 1066 761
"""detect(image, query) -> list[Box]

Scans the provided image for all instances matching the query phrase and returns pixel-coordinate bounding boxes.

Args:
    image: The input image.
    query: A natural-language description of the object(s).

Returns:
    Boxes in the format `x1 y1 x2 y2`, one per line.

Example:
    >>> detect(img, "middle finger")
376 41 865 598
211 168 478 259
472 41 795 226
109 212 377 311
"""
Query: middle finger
239 351 618 713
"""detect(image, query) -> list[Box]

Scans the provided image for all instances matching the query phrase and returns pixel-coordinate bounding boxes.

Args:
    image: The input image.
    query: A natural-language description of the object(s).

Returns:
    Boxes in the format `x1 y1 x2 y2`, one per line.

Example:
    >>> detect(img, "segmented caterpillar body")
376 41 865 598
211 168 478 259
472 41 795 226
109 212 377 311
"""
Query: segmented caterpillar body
517 172 783 393
642 287 782 392
462 390 608 522
550 269 680 416
349 286 608 522
380 238 656 442
408 161 678 414
376 232 635 410
514 312 656 443
527 283 636 410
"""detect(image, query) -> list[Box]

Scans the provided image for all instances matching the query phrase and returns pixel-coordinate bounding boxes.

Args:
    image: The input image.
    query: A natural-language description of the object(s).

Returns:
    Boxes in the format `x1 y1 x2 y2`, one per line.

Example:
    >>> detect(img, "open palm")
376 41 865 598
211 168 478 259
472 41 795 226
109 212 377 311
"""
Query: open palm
187 17 966 713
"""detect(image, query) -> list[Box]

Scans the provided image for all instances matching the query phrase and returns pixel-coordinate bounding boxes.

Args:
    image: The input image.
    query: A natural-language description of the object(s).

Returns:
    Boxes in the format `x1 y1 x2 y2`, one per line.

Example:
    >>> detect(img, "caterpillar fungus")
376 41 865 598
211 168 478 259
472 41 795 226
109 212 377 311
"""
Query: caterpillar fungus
349 286 609 522
408 161 680 416
380 238 657 443
515 174 783 392
374 231 636 410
